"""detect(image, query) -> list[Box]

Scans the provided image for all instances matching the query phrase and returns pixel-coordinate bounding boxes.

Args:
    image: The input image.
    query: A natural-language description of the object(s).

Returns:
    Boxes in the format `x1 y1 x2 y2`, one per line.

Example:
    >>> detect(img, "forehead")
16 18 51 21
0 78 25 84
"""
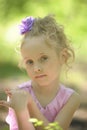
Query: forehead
21 36 56 56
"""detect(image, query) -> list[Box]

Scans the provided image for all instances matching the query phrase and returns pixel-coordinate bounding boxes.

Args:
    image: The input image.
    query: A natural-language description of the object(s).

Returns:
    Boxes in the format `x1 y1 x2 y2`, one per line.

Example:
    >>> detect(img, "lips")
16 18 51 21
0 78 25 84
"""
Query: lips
35 74 47 78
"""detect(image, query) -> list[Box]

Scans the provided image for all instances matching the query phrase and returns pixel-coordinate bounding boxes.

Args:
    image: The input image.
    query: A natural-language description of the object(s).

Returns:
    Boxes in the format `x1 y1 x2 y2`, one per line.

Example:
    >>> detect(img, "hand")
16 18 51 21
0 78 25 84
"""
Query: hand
5 88 30 111
0 91 9 108
0 100 9 116
0 90 9 108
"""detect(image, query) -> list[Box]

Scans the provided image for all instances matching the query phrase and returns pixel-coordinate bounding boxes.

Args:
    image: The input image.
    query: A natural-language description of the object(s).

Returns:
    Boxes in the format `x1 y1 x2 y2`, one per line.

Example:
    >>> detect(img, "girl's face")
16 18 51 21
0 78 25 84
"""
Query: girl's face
21 36 64 87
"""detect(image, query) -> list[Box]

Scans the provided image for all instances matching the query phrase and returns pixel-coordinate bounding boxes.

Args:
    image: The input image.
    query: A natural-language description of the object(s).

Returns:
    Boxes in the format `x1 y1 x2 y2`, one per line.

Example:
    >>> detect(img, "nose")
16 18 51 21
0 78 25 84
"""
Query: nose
34 64 42 72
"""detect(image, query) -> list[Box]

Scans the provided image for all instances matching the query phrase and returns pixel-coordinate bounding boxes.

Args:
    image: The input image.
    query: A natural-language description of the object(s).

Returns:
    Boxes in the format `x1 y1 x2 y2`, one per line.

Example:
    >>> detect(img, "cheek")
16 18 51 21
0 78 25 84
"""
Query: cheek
44 63 50 71
53 62 62 73
25 67 32 75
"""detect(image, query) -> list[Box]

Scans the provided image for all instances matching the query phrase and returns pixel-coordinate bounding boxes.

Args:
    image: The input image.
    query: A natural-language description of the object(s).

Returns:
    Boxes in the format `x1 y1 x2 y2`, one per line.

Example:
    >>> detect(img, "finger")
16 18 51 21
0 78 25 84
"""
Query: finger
0 100 10 108
5 89 12 98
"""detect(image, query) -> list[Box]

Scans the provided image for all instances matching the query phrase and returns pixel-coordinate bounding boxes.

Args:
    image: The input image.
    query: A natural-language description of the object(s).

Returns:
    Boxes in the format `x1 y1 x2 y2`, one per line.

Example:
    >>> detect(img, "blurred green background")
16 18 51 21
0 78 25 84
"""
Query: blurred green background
0 0 87 129
0 0 87 88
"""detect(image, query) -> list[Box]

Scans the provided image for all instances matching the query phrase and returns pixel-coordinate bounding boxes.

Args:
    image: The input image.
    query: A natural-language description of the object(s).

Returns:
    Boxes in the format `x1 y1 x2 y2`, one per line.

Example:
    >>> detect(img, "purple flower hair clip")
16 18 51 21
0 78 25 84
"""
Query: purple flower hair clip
19 16 35 35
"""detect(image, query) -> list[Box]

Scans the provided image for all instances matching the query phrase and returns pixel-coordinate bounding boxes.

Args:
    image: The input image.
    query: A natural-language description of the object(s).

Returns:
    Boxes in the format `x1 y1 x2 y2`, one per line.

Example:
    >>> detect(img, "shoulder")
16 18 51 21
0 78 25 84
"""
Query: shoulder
61 83 81 106
61 88 81 115
68 91 81 108
60 84 74 94
58 84 75 105
55 87 80 130
61 91 81 122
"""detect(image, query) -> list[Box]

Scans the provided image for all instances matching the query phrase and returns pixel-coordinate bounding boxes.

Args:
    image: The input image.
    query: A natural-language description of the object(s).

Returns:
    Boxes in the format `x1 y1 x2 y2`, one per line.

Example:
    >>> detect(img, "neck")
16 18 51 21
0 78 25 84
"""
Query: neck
31 78 60 96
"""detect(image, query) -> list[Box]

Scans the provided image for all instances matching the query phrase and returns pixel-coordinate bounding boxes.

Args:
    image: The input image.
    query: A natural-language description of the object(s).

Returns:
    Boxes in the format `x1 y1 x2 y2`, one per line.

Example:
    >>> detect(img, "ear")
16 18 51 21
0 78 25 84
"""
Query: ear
60 48 68 64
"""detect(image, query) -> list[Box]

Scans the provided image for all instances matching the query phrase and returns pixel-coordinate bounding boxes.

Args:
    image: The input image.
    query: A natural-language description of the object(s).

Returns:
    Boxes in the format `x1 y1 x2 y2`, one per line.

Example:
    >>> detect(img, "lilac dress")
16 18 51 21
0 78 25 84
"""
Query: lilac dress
6 80 74 130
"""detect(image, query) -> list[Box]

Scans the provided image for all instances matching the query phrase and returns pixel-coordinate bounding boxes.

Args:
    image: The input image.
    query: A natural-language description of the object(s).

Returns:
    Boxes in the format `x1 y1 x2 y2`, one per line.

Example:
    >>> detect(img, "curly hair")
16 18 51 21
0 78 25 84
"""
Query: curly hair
21 15 75 68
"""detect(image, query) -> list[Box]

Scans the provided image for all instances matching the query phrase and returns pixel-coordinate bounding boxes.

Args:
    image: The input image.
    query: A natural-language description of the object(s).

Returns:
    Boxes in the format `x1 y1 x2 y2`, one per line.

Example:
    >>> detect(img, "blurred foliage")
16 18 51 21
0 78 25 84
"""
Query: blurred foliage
0 0 87 79
0 122 9 130
29 118 62 130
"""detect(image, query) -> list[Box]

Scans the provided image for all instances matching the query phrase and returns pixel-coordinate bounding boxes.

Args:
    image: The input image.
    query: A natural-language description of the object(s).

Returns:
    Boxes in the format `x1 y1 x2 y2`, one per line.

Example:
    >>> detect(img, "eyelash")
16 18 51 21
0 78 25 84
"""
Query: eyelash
25 56 48 65
40 56 48 62
26 60 33 65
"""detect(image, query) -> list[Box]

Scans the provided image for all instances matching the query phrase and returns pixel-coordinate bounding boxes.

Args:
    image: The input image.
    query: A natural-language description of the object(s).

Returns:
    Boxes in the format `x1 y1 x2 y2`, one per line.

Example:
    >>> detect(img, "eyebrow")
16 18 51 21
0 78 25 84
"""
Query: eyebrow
24 57 29 60
23 52 46 60
39 52 46 55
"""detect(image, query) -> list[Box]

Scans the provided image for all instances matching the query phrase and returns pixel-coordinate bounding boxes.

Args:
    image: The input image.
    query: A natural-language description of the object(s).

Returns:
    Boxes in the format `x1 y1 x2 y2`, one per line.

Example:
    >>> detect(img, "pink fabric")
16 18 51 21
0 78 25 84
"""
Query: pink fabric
6 80 74 130
6 108 18 130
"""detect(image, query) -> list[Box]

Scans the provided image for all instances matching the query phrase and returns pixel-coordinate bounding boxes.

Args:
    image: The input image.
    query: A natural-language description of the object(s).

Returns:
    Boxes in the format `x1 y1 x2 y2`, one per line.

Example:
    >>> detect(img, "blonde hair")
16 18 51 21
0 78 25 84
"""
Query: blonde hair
20 15 75 68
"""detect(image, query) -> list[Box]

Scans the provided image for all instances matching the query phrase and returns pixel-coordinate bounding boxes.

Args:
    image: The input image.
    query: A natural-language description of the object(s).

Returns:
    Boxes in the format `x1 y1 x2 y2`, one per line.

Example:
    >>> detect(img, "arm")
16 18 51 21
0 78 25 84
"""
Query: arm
55 92 80 130
6 107 35 130
28 99 49 130
15 108 35 130
4 89 35 130
28 92 80 130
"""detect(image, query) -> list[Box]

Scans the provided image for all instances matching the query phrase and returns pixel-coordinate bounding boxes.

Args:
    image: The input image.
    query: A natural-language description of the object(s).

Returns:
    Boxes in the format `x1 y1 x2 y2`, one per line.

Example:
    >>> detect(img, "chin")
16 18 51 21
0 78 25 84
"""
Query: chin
37 81 51 87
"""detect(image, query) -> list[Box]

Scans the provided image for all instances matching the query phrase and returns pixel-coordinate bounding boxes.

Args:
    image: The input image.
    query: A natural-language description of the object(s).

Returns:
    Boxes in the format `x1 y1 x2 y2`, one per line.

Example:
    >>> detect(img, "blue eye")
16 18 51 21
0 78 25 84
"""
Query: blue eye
26 60 33 65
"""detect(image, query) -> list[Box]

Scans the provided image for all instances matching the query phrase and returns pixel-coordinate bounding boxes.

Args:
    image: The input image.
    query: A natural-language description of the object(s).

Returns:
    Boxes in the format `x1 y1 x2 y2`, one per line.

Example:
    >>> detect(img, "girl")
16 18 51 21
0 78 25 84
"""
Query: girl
0 15 80 130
